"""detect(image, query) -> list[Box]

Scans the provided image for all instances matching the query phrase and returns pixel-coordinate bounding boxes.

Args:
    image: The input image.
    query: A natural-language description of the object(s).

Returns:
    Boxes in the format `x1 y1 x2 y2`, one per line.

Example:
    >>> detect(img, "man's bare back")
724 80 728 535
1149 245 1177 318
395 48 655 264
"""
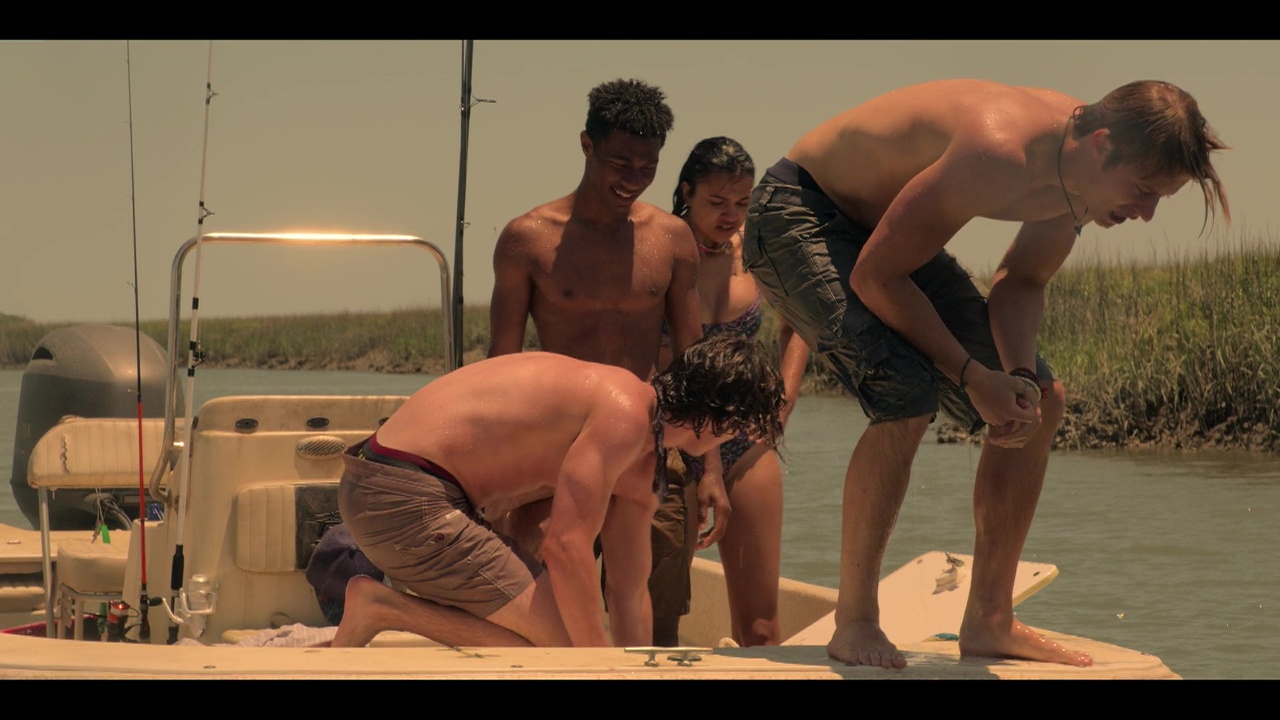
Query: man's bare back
790 79 1085 232
374 351 658 511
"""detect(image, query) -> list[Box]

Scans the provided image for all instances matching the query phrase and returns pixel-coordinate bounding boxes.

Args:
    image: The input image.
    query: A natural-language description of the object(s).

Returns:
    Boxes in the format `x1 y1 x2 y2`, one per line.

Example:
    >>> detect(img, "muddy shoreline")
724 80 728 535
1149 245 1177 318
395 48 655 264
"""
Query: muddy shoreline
935 400 1279 453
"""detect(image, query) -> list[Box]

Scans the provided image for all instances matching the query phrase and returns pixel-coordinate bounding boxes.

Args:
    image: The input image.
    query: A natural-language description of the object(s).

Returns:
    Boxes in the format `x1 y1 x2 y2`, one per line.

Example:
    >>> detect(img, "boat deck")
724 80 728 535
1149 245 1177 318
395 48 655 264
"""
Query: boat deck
0 629 1178 679
0 520 1180 679
0 522 89 570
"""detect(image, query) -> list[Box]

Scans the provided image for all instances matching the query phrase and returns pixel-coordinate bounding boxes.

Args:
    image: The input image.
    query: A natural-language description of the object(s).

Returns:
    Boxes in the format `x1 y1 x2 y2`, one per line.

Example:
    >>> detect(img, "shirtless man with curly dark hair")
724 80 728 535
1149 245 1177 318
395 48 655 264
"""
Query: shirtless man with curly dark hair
331 334 785 648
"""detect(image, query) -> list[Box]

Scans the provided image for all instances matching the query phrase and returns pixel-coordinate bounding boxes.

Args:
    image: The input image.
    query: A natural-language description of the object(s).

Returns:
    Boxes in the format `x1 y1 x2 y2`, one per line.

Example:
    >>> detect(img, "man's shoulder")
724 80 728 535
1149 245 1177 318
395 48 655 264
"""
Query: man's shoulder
943 109 1040 181
505 197 572 232
956 87 1068 157
497 200 571 251
556 365 651 446
632 202 695 245
631 200 680 224
589 363 652 408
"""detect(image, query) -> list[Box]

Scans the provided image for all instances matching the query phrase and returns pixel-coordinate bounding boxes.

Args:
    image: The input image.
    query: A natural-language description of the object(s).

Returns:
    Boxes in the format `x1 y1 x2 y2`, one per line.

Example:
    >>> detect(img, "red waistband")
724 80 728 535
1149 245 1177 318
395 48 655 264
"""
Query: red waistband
365 434 462 489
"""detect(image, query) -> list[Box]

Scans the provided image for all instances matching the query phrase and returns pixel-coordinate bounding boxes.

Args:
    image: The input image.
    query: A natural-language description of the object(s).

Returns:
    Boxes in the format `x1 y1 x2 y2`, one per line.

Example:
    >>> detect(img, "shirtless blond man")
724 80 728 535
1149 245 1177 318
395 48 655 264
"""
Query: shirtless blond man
486 78 730 646
332 334 786 648
743 79 1229 669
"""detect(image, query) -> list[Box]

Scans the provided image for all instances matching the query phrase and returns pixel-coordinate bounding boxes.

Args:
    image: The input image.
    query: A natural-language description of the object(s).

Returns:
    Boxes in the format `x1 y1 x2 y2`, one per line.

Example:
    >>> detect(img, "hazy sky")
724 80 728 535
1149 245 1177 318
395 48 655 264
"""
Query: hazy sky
2 40 1277 325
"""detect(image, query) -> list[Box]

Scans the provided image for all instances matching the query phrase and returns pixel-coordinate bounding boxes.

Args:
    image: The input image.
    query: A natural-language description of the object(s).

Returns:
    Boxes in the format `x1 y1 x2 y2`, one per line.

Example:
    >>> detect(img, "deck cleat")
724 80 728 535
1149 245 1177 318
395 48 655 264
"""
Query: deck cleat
625 646 709 666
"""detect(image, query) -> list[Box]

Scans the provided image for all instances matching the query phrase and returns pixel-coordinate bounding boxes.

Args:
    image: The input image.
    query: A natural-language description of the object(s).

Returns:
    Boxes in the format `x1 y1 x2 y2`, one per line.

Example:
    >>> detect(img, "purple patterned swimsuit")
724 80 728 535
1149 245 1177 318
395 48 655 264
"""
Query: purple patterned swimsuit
680 293 764 486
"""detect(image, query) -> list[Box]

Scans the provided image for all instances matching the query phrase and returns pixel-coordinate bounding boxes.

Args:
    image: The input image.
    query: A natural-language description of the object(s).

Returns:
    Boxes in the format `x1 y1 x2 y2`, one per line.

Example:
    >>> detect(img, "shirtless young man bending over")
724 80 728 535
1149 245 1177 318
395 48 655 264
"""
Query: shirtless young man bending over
486 78 730 646
743 79 1229 669
332 334 785 648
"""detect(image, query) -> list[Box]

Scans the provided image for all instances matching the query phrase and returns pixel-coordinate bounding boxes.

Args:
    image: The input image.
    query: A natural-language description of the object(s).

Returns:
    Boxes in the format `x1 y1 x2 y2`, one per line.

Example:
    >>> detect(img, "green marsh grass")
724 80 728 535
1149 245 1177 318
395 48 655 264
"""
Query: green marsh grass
1040 232 1279 451
3 237 1277 451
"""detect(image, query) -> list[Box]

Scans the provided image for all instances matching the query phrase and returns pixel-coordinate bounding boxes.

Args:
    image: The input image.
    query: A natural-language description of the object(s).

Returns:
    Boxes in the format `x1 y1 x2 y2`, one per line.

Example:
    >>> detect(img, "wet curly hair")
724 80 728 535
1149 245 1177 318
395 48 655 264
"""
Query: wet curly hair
584 78 675 145
652 333 786 449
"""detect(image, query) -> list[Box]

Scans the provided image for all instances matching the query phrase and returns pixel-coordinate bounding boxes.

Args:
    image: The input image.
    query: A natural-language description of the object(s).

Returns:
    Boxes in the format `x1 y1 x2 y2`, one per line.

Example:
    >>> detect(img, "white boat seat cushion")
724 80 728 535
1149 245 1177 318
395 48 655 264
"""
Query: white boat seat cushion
27 417 169 490
57 538 129 594
234 482 339 573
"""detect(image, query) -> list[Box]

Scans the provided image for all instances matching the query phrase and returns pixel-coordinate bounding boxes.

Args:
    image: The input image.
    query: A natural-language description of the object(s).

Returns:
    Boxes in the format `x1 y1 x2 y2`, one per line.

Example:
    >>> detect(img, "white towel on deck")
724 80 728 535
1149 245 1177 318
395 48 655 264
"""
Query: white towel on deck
176 622 337 647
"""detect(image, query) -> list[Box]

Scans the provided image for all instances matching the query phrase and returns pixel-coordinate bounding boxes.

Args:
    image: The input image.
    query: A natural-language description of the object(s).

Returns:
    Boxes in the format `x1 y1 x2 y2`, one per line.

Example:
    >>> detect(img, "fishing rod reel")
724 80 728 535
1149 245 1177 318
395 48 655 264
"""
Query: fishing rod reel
187 338 207 369
158 573 218 640
101 595 163 643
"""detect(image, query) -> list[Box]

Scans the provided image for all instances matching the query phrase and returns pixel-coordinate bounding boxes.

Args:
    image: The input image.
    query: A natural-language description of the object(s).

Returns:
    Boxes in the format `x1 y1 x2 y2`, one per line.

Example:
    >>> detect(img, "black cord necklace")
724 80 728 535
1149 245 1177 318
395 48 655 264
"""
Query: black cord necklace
1057 117 1087 237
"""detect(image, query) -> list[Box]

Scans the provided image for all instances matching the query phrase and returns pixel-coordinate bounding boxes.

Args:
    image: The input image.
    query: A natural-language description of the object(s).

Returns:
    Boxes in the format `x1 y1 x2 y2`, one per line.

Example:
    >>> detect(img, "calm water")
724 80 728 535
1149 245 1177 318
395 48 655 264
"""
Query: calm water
3 367 1277 679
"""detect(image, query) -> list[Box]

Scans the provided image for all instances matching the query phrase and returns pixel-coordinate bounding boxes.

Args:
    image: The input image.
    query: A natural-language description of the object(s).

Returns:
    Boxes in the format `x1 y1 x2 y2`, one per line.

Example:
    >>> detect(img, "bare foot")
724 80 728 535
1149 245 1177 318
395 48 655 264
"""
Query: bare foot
331 576 400 648
959 614 1093 667
827 620 907 669
331 575 533 648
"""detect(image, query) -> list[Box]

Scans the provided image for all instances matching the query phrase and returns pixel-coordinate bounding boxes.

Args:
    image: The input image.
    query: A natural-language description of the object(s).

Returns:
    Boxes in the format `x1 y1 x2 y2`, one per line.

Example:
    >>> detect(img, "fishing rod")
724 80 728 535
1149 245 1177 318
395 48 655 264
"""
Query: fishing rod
124 39 155 643
452 40 493 369
163 40 217 645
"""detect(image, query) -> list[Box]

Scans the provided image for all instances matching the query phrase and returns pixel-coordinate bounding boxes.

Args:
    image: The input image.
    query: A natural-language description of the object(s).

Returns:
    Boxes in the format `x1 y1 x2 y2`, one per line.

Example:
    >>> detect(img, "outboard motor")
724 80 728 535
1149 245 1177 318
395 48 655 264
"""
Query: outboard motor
9 324 181 530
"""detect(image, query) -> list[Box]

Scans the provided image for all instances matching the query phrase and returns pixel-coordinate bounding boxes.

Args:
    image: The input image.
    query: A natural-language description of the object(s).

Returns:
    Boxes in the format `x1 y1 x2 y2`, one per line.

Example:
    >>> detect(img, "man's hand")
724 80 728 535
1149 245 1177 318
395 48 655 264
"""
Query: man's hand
987 393 1040 448
967 368 1041 448
695 471 731 549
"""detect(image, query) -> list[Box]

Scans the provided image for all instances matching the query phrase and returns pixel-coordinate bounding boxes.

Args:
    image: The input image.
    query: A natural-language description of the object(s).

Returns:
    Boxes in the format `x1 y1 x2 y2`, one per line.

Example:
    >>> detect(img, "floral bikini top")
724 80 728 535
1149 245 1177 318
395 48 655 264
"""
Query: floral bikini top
653 293 763 498
661 292 764 343
702 292 763 340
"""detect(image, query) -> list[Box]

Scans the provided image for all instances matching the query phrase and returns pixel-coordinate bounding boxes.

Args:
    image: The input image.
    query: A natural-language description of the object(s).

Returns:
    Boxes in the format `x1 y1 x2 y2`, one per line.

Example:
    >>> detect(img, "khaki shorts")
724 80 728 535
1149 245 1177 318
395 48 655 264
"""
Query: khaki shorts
338 442 542 618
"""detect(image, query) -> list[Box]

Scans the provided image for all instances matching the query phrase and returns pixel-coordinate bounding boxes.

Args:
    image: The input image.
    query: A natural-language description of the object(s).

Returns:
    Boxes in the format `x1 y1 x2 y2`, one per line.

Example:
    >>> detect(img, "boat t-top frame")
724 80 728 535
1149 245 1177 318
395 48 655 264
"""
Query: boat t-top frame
147 232 454 504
